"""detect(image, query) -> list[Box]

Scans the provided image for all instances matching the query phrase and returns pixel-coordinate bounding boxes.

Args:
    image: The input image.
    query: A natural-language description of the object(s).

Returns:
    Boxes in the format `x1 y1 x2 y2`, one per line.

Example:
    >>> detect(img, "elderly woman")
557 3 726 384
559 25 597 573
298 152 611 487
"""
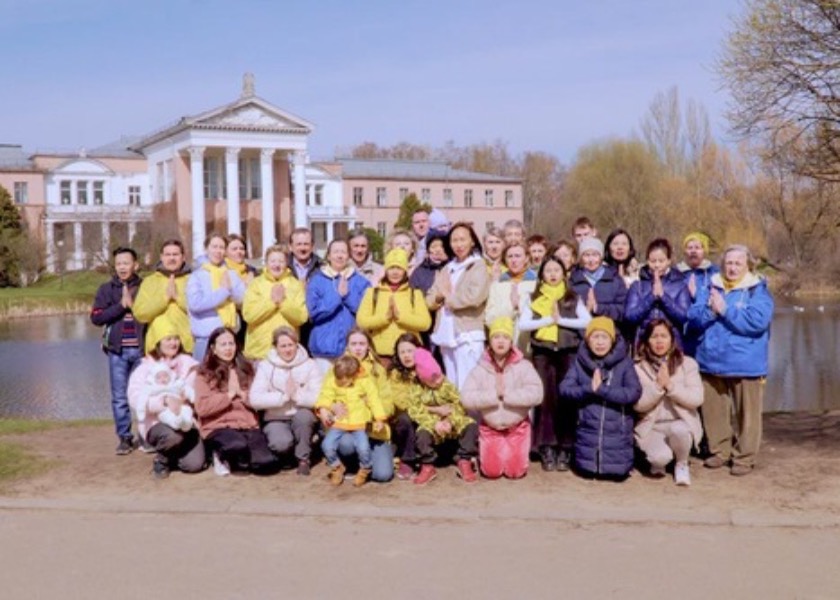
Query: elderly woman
128 320 205 479
306 238 371 374
426 222 491 389
484 241 538 353
194 327 279 475
186 233 246 361
687 244 773 476
242 244 308 361
250 326 322 475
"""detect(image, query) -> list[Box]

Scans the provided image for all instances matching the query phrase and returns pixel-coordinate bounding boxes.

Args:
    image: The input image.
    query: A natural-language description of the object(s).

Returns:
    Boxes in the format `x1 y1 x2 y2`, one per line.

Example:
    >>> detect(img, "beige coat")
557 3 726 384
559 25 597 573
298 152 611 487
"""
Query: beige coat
426 257 491 337
634 357 704 449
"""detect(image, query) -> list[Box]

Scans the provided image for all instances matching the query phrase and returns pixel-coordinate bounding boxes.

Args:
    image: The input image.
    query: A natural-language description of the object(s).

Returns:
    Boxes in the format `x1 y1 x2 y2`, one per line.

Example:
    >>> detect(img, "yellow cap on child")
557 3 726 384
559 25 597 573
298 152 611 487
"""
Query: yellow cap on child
489 316 515 339
384 248 409 271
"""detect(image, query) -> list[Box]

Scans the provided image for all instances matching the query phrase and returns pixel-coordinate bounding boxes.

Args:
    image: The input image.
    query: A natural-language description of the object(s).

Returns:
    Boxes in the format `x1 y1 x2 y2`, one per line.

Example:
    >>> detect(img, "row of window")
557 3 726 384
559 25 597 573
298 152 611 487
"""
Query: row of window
376 220 498 239
353 187 515 208
201 156 262 201
10 181 143 206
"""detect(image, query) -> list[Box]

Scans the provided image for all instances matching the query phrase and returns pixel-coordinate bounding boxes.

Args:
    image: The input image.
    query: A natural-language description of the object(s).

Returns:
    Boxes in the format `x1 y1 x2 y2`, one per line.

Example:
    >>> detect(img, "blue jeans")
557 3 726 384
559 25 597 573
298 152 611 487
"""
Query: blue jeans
107 347 143 439
338 435 394 482
322 429 372 469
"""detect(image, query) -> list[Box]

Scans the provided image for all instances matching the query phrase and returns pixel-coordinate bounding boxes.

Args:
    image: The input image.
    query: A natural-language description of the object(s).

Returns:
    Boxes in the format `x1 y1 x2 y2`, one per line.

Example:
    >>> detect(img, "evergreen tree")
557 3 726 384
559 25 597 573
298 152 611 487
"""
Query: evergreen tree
0 184 24 286
394 193 432 230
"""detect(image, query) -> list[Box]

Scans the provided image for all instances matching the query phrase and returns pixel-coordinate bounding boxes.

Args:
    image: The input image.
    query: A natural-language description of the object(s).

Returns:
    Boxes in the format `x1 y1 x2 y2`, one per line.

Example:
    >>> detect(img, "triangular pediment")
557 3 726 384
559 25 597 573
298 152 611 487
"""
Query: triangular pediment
53 158 114 175
191 97 313 133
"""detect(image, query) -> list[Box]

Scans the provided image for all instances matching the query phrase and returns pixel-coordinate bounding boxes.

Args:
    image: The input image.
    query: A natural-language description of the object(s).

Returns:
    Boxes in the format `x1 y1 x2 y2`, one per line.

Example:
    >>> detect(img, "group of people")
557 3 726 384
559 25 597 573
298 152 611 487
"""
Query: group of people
90 211 773 487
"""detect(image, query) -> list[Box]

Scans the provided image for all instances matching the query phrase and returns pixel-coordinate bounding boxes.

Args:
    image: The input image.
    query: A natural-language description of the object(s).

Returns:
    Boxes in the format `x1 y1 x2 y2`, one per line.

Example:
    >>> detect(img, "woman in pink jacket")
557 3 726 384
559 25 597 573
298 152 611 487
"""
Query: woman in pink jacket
461 317 543 479
127 320 205 479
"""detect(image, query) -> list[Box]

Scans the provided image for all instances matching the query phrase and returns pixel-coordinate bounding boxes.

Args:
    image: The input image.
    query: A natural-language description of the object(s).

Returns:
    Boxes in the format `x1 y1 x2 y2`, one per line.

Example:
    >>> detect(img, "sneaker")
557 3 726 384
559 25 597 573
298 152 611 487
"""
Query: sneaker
556 450 571 472
456 458 478 484
674 462 691 486
212 452 230 477
397 461 415 481
138 438 156 454
353 467 371 487
413 464 437 486
704 455 727 469
328 463 346 486
730 463 753 477
539 447 557 472
115 437 134 456
296 459 311 476
152 460 170 480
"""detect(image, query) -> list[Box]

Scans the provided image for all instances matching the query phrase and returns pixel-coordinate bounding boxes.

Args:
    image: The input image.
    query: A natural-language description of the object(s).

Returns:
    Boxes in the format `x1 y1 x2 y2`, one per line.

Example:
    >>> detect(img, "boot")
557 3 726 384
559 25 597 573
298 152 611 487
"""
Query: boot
456 458 478 483
413 464 437 486
328 463 346 486
353 467 371 487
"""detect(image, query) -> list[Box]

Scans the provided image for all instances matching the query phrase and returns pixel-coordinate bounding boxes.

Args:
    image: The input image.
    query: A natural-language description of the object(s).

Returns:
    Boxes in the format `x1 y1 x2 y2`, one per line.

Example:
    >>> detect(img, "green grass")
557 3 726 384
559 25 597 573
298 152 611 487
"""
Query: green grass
0 270 110 299
0 418 109 436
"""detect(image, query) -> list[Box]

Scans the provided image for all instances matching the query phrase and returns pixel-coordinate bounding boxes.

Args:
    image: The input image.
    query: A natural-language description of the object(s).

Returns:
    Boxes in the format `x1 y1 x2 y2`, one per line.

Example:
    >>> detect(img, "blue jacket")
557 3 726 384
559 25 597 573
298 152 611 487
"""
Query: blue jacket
678 260 720 356
569 265 627 322
687 272 773 377
306 267 370 359
559 337 641 477
624 266 691 349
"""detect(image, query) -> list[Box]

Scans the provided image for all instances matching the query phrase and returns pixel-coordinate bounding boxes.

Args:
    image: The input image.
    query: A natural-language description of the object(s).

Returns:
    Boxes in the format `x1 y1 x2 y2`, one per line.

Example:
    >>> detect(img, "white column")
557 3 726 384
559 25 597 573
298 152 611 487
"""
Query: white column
128 221 137 244
45 221 55 273
73 222 83 269
101 221 110 259
327 221 335 244
307 183 315 207
225 147 241 235
293 150 307 228
163 159 171 202
188 146 206 260
260 148 275 253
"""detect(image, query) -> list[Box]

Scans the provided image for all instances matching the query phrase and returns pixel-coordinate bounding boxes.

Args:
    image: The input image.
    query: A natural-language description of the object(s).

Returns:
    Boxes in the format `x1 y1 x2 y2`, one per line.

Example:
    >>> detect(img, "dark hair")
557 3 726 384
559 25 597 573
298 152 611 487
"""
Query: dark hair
197 327 253 390
502 241 528 270
444 221 483 258
334 355 361 380
604 228 637 269
113 246 137 260
426 230 450 254
646 237 673 260
572 216 595 233
345 327 382 377
225 233 247 247
326 238 349 258
289 227 312 243
389 333 422 381
160 238 185 254
148 335 186 361
526 234 548 248
204 232 227 249
636 318 683 375
531 256 578 309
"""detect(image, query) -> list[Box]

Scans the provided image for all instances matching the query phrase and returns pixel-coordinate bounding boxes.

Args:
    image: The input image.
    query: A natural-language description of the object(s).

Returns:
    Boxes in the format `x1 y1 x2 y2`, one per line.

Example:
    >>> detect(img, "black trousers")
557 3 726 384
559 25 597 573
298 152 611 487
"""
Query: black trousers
205 427 279 474
416 422 478 464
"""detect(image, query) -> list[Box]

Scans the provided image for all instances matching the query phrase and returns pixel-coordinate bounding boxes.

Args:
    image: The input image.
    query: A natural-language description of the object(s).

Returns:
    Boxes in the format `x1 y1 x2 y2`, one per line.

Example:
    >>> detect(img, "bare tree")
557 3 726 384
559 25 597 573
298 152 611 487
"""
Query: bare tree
719 0 840 181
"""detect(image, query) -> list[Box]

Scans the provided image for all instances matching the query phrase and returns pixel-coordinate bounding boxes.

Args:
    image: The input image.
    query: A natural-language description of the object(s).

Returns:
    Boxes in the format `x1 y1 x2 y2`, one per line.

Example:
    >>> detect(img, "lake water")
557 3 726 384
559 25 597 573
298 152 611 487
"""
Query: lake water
0 302 837 420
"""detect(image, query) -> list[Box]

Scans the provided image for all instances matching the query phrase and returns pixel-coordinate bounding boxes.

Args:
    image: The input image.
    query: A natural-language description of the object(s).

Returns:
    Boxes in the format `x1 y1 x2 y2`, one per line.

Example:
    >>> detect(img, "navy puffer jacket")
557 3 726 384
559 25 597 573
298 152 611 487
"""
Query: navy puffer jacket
624 266 691 349
559 337 641 477
569 265 627 322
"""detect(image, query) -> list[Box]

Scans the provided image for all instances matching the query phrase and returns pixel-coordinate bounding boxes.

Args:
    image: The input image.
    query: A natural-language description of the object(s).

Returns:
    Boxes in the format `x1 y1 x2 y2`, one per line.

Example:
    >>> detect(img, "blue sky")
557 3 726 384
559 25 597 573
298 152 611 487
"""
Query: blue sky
0 0 739 163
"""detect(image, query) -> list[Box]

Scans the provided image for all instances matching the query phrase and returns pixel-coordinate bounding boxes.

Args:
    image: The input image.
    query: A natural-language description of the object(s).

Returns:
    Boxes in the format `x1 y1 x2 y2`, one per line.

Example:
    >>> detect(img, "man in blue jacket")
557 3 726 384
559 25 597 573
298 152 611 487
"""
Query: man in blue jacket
90 247 145 455
687 244 773 476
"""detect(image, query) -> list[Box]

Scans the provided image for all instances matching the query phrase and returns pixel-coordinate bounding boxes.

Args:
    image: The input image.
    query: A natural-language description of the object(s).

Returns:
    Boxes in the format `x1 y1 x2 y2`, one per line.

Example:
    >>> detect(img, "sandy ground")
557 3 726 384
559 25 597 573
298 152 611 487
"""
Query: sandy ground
2 412 840 599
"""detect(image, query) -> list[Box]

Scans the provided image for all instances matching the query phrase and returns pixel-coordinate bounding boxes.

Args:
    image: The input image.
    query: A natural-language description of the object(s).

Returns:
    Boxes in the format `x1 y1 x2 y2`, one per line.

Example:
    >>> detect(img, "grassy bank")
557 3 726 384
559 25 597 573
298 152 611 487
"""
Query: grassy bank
0 271 109 320
0 419 108 486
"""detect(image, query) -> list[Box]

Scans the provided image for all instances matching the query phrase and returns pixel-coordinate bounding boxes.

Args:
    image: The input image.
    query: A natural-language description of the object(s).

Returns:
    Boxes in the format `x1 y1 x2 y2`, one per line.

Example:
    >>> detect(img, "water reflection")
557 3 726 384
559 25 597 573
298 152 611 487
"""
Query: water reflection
0 305 838 420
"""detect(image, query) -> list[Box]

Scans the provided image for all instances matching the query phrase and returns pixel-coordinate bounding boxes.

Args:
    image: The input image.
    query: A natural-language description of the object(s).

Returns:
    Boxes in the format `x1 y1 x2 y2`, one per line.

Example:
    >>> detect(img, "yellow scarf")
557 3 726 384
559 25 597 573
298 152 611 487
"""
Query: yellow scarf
203 262 238 329
225 257 248 278
722 274 745 292
531 282 567 343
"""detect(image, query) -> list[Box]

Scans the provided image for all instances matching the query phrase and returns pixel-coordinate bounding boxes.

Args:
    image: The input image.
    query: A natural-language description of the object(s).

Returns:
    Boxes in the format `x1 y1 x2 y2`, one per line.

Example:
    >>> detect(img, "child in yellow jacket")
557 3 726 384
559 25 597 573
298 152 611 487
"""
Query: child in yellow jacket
315 355 386 487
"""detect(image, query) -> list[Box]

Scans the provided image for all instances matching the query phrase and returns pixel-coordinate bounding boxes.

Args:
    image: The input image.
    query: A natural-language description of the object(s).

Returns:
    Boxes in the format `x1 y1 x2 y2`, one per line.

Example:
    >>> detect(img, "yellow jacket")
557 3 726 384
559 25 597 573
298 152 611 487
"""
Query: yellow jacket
133 270 194 354
242 269 308 360
315 369 387 432
356 283 431 357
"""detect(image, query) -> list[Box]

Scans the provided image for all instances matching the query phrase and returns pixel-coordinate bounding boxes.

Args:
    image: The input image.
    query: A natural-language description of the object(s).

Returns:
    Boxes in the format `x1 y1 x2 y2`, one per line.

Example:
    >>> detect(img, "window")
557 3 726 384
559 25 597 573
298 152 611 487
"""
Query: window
13 182 27 204
443 188 452 208
464 189 473 208
60 181 71 205
314 185 323 206
77 180 88 205
421 188 431 202
353 187 363 206
486 221 495 232
376 187 387 207
93 181 104 205
399 187 409 201
484 189 494 207
204 156 226 200
505 190 514 207
237 157 261 199
377 221 387 238
128 185 141 206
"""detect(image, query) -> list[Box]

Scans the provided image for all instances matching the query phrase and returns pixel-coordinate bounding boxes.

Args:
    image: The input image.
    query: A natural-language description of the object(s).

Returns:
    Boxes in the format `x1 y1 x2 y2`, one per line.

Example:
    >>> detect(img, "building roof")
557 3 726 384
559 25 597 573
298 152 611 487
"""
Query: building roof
88 136 145 159
336 158 521 183
0 144 36 170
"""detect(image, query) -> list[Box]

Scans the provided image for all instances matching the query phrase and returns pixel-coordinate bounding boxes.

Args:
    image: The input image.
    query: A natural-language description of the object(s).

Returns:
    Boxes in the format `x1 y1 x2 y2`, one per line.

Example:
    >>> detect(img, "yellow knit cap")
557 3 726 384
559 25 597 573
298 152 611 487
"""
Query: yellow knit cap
384 248 409 271
683 232 710 254
488 316 515 339
585 316 616 342
146 318 181 352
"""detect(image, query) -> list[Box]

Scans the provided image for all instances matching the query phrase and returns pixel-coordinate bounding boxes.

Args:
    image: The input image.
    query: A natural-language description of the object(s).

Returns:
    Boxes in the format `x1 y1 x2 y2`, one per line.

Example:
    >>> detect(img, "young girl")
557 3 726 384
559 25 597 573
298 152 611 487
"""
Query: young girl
560 316 641 479
461 317 543 479
407 348 478 485
519 256 591 471
634 319 703 486
387 333 423 479
315 354 387 487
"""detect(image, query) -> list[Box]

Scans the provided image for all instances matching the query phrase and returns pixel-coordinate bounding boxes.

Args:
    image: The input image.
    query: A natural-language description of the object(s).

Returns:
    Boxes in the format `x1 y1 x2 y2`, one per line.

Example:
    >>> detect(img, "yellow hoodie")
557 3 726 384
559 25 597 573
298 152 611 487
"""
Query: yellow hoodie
133 270 193 353
241 269 308 360
356 283 431 357
315 370 387 432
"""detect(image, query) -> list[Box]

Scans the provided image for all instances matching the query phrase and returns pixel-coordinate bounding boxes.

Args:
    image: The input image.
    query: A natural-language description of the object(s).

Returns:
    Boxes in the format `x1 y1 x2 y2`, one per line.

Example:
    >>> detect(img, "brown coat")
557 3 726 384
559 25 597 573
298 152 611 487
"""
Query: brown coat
194 367 260 438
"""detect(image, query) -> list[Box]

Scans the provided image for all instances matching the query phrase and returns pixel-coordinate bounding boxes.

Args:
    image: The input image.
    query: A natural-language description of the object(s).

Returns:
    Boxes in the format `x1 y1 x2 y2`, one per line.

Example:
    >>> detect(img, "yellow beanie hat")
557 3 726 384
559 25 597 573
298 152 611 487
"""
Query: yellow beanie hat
488 316 515 339
146 318 182 352
585 316 616 343
683 232 710 254
384 248 409 271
